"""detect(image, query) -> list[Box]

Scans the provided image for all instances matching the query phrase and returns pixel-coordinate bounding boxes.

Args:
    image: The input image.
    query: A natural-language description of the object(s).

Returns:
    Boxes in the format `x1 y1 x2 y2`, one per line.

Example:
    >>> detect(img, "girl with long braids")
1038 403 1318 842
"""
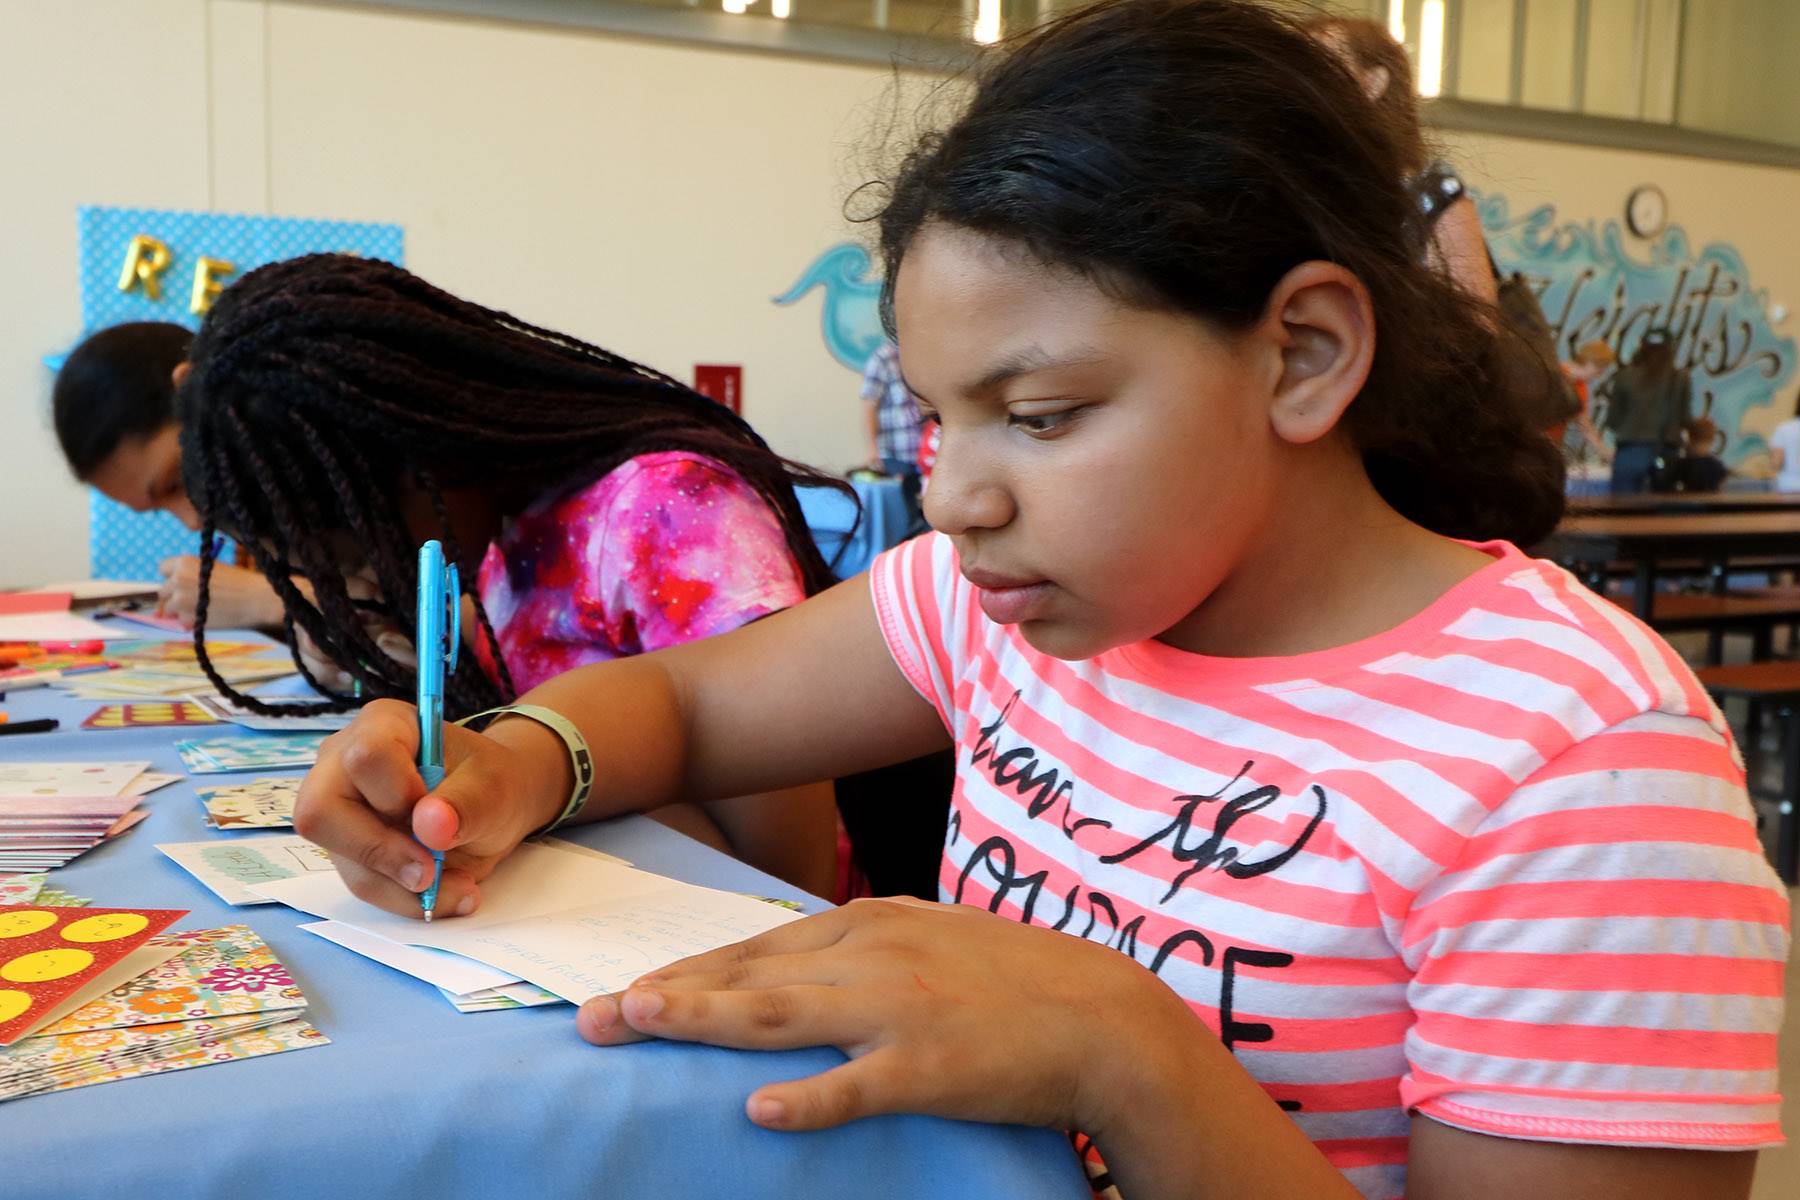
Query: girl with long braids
176 253 842 895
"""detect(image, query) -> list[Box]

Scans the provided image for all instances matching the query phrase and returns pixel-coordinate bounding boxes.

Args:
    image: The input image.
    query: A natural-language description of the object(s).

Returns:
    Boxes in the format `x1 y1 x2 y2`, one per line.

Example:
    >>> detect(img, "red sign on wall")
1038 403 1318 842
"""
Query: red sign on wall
693 364 743 414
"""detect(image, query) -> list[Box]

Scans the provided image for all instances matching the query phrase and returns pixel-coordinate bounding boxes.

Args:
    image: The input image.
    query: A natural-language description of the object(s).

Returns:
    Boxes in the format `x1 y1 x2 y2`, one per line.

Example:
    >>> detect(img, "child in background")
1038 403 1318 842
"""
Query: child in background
296 3 1785 1198
1767 389 1800 491
176 254 842 895
1559 338 1617 459
51 321 286 629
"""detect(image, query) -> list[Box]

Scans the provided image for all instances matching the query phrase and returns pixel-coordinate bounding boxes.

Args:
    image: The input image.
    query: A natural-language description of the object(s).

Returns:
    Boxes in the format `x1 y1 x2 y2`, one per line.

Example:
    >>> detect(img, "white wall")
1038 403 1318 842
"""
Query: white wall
0 0 904 585
5 1 1800 585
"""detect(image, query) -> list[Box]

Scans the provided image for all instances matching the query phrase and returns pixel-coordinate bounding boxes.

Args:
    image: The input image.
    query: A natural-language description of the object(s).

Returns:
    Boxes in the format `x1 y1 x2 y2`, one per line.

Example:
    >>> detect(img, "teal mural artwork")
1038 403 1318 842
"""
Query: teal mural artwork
773 242 885 373
1476 190 1795 464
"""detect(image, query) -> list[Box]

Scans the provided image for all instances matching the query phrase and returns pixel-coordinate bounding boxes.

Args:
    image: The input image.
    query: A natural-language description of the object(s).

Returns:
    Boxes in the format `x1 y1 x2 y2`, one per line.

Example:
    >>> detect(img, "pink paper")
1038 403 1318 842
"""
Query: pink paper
0 592 71 616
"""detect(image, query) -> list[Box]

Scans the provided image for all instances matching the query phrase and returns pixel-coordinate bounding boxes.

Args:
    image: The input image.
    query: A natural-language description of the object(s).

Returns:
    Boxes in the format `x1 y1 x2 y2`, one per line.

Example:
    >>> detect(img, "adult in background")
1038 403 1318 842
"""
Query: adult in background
857 338 926 531
1602 329 1691 494
51 321 288 629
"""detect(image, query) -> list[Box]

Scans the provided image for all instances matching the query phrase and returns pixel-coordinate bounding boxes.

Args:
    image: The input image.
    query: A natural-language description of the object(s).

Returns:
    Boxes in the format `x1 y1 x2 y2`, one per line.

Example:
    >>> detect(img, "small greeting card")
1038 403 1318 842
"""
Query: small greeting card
176 735 326 775
156 837 336 906
81 702 220 731
0 906 187 1045
198 777 301 829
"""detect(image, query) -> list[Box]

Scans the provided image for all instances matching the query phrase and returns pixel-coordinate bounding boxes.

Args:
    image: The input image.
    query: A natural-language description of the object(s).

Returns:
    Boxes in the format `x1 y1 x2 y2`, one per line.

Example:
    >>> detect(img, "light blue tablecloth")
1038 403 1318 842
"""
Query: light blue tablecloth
0 633 1088 1200
800 477 913 579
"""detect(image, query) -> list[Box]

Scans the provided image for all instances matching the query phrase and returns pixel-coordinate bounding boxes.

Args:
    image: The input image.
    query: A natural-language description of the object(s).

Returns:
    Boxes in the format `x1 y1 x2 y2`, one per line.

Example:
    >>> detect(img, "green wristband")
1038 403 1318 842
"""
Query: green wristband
456 703 595 837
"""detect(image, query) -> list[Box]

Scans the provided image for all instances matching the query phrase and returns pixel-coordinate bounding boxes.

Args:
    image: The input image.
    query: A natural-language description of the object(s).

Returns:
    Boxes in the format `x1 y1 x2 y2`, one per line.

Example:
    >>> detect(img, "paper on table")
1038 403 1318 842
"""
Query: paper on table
15 944 183 1042
187 693 355 734
122 773 180 797
25 580 158 603
103 609 187 633
0 763 150 798
0 611 131 641
252 841 803 1003
297 920 521 995
0 592 69 616
156 836 336 905
537 836 632 867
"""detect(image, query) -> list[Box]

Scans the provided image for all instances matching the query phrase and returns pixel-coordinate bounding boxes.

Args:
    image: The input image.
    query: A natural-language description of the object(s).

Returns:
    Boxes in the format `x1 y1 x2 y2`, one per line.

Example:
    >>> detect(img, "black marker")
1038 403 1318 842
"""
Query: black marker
0 719 60 736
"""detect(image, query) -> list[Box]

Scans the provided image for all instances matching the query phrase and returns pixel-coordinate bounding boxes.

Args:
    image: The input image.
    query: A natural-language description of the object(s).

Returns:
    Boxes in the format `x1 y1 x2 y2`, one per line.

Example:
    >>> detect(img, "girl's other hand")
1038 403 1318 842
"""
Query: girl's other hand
158 556 283 630
293 699 568 918
575 897 1205 1137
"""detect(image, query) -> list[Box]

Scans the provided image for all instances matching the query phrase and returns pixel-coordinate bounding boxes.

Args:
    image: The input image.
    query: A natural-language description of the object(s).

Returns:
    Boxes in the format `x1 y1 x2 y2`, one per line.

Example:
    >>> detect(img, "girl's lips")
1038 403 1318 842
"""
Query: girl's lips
974 580 1054 624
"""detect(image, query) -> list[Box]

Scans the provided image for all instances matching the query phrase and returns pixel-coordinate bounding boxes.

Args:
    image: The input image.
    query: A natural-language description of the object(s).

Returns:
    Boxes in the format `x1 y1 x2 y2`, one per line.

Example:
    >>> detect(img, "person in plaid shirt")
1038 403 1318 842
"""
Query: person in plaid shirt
859 339 925 528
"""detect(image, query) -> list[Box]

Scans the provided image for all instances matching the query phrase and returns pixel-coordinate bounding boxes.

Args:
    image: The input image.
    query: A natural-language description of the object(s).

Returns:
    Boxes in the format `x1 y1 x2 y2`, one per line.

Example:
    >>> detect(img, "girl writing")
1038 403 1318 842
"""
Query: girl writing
293 3 1786 1197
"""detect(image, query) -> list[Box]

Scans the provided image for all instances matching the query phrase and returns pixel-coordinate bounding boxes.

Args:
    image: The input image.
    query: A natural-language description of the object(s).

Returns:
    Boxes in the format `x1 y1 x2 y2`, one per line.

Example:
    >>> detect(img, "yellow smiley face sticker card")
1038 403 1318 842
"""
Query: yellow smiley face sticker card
0 905 186 1045
79 703 220 731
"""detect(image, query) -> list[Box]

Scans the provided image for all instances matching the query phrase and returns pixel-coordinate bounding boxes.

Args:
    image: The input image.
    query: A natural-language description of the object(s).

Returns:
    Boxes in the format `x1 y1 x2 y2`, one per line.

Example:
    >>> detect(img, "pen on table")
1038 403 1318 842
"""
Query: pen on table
415 539 460 922
0 718 60 736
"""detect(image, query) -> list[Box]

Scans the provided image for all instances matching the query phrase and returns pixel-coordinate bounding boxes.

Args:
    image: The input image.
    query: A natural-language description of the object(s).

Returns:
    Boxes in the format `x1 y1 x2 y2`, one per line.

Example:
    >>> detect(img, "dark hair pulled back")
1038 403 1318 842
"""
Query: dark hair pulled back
53 321 193 479
876 0 1564 547
179 253 845 718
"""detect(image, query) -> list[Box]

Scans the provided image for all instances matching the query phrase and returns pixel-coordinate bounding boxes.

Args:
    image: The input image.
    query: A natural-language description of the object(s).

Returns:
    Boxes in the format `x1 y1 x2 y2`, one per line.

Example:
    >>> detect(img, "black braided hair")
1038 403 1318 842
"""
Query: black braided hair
178 253 847 718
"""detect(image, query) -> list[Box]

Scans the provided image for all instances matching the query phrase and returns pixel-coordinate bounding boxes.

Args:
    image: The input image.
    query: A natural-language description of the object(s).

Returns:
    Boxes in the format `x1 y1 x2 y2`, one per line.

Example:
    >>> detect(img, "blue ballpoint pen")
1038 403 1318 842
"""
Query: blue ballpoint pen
415 540 460 921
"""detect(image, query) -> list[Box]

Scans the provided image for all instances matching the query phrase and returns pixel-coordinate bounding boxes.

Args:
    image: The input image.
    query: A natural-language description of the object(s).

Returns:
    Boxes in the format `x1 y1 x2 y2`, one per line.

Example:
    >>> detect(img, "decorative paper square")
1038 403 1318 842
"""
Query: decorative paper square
176 734 325 775
109 640 263 664
198 778 300 829
82 702 220 731
74 205 403 580
0 907 187 1045
0 876 46 907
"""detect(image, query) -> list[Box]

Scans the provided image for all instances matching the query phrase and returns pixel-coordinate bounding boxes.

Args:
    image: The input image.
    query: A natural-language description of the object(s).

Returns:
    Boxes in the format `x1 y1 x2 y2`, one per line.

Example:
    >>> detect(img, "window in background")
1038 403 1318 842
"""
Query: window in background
349 0 1800 161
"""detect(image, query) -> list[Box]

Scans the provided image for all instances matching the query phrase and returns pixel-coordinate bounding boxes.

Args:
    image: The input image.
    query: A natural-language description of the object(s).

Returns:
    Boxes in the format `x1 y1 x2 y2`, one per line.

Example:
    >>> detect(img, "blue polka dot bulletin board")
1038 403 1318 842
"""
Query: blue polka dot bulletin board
69 207 404 581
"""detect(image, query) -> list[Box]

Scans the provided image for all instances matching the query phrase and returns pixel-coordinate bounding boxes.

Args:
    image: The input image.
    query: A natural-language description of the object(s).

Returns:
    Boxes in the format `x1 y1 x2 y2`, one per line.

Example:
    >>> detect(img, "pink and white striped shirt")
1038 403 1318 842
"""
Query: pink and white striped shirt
870 532 1787 1200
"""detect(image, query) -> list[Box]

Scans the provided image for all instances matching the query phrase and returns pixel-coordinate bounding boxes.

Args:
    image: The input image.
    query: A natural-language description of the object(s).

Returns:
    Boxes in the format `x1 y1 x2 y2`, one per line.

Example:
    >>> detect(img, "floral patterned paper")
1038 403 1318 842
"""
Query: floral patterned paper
42 924 306 1035
0 924 324 1102
0 874 46 906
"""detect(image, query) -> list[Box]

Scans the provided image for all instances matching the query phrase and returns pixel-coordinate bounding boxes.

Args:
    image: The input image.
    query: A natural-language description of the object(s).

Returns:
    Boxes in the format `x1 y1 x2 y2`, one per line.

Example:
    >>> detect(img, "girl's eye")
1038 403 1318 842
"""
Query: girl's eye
1008 407 1081 437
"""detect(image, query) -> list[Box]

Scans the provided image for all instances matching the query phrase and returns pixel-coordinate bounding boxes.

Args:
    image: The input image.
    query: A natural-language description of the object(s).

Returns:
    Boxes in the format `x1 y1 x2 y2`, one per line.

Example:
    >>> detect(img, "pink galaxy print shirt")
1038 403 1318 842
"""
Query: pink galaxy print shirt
475 451 806 691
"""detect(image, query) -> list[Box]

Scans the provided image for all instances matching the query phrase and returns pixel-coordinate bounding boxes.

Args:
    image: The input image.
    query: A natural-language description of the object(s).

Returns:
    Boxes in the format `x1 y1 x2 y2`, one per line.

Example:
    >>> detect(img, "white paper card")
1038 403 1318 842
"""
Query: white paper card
297 920 521 994
0 611 132 641
156 835 337 905
251 841 803 1003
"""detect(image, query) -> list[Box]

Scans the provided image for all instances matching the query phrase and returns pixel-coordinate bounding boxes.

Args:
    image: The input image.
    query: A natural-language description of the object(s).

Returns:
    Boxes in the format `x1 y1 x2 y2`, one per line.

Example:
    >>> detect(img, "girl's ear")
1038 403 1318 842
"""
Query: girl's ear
1256 261 1376 446
172 362 192 389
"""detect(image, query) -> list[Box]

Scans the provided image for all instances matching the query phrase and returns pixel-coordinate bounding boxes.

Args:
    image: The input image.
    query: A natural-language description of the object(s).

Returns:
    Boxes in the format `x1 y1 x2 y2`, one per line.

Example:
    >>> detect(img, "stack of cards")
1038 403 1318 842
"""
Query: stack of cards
0 763 171 872
175 734 326 775
439 981 564 1013
156 836 336 906
0 921 327 1101
197 778 300 829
